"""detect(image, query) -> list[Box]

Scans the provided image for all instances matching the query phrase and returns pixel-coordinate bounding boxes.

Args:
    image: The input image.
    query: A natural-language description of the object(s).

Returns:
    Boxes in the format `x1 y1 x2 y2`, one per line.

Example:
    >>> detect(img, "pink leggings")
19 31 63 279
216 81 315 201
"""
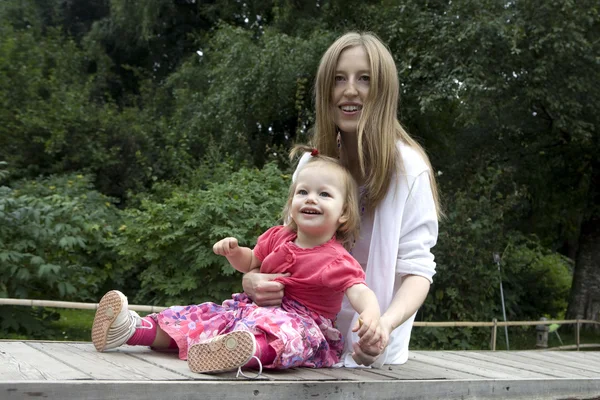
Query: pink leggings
127 317 275 368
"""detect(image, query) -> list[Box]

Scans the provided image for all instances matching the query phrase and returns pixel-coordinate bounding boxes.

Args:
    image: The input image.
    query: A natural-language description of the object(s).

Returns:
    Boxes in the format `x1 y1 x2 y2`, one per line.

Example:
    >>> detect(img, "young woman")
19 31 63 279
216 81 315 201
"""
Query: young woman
242 32 441 368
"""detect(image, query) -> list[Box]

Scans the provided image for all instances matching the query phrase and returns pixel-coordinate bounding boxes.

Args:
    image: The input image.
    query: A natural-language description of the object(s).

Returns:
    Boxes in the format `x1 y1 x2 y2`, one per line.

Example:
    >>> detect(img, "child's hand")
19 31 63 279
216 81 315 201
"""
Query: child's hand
352 312 381 348
213 237 240 256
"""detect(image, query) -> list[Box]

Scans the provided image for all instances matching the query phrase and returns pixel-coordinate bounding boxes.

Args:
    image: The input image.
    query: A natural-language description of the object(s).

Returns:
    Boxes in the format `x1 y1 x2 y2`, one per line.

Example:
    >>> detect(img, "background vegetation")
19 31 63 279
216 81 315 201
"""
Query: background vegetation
1 0 598 348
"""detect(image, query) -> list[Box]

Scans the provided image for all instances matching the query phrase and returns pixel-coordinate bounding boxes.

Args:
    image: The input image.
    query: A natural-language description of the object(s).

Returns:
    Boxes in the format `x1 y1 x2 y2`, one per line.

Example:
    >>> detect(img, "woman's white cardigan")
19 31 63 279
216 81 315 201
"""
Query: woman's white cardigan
293 141 438 367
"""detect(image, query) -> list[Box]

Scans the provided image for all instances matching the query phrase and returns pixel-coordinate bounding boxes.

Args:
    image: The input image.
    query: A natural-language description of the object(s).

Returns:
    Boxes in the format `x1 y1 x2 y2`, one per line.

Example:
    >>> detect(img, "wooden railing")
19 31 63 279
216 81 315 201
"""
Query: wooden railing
2 298 599 351
413 318 600 351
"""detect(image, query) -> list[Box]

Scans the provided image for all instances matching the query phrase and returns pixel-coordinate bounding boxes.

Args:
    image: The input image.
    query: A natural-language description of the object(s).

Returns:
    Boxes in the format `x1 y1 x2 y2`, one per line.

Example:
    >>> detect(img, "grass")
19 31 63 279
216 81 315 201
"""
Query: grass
51 308 96 341
1 308 151 342
49 308 152 341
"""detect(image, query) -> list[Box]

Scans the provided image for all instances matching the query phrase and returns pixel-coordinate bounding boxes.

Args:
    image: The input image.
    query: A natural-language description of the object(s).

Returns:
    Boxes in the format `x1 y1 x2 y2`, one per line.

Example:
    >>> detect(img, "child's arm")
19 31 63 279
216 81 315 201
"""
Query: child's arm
213 237 261 274
345 283 382 348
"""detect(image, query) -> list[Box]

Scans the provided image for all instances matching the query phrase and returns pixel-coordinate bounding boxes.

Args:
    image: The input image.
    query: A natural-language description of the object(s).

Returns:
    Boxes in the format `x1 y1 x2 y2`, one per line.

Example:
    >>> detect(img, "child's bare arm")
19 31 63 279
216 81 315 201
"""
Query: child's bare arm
213 237 261 273
345 283 382 346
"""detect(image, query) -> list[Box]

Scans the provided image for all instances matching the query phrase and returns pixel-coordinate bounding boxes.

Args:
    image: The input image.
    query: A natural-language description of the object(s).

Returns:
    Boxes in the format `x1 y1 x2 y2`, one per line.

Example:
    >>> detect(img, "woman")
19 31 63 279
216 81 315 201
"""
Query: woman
243 32 441 367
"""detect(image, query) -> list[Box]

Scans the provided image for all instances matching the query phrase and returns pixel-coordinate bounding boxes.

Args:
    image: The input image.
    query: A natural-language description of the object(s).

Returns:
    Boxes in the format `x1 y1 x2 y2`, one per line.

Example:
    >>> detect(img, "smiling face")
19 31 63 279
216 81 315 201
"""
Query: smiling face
290 163 347 242
332 45 371 135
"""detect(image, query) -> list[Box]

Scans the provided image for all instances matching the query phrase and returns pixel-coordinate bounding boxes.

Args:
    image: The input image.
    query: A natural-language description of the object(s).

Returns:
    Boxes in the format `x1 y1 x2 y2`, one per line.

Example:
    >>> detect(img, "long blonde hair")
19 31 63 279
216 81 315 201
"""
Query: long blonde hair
313 32 442 216
282 145 360 250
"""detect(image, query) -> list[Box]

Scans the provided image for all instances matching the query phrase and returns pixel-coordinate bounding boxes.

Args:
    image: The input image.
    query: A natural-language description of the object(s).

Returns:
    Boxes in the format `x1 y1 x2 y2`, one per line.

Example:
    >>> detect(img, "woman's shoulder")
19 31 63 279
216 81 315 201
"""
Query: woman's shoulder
396 141 430 176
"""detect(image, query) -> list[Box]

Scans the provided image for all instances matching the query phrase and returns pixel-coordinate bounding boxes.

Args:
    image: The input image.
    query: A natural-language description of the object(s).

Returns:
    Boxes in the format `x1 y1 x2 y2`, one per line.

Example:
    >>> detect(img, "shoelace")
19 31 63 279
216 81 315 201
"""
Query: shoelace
236 356 263 379
132 312 154 330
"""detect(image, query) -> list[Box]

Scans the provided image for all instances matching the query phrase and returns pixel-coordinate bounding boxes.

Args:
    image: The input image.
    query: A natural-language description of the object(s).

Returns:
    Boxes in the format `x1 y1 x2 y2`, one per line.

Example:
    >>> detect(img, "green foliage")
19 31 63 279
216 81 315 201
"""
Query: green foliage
166 24 335 167
0 174 122 301
414 166 571 349
502 235 573 319
112 162 289 305
0 0 597 345
0 161 8 182
0 173 123 336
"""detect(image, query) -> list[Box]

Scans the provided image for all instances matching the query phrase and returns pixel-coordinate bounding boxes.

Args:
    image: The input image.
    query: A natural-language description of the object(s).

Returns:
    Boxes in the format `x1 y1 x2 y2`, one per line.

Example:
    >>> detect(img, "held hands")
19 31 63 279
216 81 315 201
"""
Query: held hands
213 237 241 256
353 312 381 347
351 310 381 365
351 315 394 366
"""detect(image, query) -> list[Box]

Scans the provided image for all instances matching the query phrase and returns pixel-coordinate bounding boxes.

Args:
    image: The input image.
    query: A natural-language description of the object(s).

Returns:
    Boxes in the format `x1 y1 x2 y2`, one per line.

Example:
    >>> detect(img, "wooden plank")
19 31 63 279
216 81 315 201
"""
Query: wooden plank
116 345 327 381
442 351 555 378
409 351 513 378
507 351 600 377
27 342 163 381
485 351 596 378
454 351 565 378
3 379 600 400
372 363 458 380
391 359 485 380
543 350 600 370
123 346 292 381
367 364 438 380
111 346 217 380
67 343 192 380
0 342 89 381
309 366 395 381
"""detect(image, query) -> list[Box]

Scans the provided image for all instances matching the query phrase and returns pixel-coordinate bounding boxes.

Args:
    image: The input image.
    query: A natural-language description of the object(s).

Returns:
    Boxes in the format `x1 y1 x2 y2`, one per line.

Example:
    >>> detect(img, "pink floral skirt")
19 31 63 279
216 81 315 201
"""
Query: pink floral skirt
152 293 343 369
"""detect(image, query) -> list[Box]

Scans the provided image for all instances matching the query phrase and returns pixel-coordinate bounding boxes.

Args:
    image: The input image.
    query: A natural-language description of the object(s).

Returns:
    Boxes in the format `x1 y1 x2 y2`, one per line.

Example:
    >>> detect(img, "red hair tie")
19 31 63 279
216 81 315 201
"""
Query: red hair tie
310 148 319 157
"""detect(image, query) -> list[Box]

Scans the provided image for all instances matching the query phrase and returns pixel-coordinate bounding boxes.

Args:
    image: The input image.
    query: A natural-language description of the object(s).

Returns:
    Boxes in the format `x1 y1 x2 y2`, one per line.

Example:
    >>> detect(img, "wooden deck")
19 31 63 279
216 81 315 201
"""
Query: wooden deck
2 341 600 399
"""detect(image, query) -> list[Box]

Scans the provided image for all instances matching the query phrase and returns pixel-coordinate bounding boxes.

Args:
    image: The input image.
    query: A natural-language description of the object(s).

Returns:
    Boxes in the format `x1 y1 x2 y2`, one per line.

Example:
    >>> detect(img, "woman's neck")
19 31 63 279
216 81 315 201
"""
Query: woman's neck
339 131 363 184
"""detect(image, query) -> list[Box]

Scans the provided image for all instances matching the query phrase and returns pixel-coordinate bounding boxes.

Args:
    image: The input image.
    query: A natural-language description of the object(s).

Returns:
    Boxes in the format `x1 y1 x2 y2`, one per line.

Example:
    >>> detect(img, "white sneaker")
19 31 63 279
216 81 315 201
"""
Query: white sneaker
91 290 151 352
187 331 262 378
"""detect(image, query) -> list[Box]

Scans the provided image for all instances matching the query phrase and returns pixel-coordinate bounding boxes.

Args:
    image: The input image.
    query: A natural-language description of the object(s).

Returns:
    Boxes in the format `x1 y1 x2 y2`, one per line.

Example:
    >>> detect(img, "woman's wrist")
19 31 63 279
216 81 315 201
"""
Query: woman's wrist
380 312 401 333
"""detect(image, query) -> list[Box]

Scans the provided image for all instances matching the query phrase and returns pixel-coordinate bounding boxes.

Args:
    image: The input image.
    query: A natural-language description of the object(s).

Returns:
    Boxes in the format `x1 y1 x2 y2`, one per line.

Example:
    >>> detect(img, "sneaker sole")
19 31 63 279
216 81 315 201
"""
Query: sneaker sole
91 290 125 352
188 331 255 374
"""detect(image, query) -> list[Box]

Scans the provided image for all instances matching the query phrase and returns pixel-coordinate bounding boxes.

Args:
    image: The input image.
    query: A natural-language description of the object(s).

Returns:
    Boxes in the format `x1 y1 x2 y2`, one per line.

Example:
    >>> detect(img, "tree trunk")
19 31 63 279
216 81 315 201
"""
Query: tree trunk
566 218 600 332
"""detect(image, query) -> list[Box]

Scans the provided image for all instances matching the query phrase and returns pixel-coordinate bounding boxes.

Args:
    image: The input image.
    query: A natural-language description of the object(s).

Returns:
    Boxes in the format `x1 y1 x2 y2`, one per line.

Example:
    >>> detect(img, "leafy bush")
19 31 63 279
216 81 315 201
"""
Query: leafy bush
502 235 572 319
0 174 123 299
112 162 290 306
0 173 123 336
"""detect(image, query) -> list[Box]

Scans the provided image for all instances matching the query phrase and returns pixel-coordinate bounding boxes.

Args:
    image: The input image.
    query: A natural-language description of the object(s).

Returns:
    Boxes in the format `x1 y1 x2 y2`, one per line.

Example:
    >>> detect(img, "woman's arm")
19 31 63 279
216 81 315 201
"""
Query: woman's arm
354 166 438 365
350 275 430 365
381 275 430 332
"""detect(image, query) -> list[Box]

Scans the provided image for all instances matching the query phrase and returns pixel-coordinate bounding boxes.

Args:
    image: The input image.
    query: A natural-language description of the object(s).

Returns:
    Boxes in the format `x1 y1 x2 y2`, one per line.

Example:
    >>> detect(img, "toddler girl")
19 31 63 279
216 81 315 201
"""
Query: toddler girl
91 148 381 376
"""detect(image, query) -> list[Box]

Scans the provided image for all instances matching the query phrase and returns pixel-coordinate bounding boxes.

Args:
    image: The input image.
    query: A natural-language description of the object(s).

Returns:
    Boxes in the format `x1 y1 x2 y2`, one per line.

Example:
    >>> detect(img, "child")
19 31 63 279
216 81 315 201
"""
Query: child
91 147 381 376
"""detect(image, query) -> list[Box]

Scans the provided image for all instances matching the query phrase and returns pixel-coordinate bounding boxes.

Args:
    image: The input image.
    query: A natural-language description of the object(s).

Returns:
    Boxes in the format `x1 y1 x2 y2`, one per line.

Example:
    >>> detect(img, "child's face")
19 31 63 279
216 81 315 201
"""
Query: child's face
291 164 347 238
331 45 370 135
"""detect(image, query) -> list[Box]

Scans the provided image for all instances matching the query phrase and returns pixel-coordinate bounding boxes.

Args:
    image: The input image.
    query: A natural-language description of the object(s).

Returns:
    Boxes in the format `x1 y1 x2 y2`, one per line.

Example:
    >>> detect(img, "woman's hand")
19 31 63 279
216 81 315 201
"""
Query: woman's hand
242 271 289 306
351 315 394 366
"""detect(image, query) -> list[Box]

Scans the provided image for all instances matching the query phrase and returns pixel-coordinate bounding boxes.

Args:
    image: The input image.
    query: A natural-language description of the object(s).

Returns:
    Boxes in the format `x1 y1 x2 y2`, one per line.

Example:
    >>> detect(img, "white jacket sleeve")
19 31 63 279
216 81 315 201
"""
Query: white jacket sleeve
395 170 438 282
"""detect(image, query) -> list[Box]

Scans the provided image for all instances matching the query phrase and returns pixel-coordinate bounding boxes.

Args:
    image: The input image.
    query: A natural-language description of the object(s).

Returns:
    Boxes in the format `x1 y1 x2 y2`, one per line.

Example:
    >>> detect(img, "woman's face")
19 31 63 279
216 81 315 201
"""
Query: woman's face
331 46 370 135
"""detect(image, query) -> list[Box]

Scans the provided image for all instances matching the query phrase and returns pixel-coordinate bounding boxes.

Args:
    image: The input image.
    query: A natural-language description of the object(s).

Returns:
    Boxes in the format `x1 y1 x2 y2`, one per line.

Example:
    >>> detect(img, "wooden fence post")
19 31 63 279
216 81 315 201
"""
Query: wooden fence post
576 319 581 351
491 318 497 351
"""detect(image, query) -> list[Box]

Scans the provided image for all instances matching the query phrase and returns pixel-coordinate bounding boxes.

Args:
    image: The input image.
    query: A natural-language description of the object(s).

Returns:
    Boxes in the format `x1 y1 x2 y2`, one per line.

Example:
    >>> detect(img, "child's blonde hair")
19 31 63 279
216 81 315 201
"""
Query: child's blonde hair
313 31 442 217
282 144 360 250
